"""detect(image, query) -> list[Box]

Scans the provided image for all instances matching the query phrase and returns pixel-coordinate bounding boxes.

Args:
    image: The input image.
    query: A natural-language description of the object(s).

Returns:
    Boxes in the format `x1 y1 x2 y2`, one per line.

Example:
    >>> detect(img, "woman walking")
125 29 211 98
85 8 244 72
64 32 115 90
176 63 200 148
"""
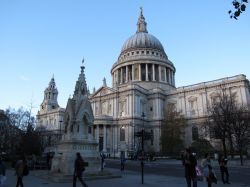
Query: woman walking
201 153 216 187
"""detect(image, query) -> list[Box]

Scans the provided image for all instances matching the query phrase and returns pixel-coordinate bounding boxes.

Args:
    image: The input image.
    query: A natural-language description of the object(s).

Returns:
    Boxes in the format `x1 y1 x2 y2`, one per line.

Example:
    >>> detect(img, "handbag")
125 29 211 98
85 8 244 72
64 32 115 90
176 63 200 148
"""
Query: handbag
195 166 203 181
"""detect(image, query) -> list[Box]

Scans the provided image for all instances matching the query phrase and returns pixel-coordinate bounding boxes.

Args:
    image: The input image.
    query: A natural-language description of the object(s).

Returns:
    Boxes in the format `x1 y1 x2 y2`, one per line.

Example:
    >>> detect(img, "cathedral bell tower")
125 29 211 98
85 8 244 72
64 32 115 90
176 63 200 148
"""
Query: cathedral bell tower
40 76 59 113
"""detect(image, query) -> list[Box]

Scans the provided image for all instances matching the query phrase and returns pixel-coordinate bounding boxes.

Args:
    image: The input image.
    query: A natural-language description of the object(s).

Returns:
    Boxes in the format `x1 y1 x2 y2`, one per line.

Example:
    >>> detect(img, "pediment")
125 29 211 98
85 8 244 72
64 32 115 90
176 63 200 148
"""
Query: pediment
92 86 115 97
188 96 197 102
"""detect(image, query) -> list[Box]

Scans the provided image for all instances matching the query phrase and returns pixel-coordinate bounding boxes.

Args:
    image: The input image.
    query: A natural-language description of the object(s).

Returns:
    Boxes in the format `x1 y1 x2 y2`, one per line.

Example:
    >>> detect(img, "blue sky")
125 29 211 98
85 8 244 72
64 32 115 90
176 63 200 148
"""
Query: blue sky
0 0 249 115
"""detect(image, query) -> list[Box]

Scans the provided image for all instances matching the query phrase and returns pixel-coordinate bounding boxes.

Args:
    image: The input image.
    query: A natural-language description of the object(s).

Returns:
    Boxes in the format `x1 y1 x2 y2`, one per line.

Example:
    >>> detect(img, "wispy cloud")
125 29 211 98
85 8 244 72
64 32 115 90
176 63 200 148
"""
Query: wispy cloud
20 75 29 81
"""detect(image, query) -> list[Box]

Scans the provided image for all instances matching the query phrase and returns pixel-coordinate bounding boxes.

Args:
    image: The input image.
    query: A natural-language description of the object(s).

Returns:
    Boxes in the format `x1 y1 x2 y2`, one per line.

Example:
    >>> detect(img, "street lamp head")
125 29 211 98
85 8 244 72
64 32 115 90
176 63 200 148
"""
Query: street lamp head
141 112 145 117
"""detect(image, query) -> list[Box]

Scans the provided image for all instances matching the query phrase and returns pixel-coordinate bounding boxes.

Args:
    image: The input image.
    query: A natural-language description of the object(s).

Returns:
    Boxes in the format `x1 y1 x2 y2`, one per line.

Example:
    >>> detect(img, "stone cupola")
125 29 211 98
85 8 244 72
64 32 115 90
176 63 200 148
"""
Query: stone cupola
111 8 176 91
40 75 59 113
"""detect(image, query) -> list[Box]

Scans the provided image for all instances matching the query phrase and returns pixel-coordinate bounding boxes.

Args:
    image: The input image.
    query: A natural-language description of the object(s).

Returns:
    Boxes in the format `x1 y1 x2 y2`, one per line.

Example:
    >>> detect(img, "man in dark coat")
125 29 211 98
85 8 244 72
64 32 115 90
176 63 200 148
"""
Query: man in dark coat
183 148 197 187
73 152 88 187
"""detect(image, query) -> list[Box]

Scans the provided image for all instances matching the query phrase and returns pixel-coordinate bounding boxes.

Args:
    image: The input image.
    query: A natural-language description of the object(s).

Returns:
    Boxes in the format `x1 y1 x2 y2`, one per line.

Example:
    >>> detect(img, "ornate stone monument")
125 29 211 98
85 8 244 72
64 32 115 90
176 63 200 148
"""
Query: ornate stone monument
50 60 102 180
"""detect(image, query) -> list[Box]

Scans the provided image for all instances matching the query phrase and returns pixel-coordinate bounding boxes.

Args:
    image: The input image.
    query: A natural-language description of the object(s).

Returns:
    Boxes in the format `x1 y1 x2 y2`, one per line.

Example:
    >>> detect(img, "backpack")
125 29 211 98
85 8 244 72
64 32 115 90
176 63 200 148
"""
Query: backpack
23 164 29 176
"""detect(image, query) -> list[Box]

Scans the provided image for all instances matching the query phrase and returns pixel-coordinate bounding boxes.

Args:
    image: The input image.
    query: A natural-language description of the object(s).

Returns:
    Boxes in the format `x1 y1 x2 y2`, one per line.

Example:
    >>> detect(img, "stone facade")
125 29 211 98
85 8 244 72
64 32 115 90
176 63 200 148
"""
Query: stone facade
37 9 250 158
36 76 65 151
88 9 250 157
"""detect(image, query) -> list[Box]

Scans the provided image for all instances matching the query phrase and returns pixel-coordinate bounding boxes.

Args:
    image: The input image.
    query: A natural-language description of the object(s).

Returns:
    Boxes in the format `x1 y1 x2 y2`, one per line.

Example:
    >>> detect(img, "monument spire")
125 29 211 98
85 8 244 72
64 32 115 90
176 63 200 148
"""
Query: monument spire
73 58 88 98
136 7 148 33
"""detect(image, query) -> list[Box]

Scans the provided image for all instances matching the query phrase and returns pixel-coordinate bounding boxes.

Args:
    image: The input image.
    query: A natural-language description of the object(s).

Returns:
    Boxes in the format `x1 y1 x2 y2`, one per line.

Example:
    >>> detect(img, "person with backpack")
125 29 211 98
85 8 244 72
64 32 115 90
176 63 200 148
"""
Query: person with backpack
73 152 88 187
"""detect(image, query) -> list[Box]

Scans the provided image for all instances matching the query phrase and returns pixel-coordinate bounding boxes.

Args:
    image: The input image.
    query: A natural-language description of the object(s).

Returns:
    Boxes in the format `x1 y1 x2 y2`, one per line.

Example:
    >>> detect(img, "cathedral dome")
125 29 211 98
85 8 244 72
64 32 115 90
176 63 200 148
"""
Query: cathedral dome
111 8 176 90
121 32 165 54
119 8 167 58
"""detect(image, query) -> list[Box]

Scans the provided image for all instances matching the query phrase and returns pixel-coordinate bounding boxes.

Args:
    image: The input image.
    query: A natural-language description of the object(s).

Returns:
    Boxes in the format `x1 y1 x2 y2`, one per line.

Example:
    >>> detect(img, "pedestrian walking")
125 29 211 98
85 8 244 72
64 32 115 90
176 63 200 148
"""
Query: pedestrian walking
100 153 105 171
73 152 88 187
31 154 36 170
183 148 197 187
201 153 217 187
120 155 126 171
218 154 230 184
0 158 6 186
15 156 27 187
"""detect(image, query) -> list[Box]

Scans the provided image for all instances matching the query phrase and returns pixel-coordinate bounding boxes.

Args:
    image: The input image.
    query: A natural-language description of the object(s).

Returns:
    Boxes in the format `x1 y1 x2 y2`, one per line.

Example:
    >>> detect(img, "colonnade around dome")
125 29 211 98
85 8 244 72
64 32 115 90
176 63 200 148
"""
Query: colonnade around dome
112 62 175 88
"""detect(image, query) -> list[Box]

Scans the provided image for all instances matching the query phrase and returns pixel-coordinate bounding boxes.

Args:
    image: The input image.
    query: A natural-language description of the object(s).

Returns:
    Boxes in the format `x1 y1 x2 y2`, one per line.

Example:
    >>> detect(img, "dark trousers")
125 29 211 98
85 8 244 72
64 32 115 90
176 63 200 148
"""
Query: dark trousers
121 163 125 171
207 177 212 187
73 174 88 187
16 176 23 187
186 177 197 187
220 166 229 183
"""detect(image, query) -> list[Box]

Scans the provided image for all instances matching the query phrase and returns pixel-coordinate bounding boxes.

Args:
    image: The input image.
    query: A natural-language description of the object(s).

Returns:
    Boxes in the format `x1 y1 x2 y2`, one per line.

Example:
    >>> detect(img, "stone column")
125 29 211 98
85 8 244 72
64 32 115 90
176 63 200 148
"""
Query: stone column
139 63 141 81
173 72 175 86
152 64 155 81
159 66 162 82
146 64 148 81
120 68 123 84
96 125 99 142
126 66 128 83
103 125 107 152
168 69 171 84
132 65 134 81
171 70 173 85
164 67 167 83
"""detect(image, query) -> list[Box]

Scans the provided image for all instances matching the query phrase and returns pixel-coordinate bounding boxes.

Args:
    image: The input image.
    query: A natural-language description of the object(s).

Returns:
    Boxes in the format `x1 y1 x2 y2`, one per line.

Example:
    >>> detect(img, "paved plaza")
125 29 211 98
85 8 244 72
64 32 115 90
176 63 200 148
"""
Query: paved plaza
3 166 250 187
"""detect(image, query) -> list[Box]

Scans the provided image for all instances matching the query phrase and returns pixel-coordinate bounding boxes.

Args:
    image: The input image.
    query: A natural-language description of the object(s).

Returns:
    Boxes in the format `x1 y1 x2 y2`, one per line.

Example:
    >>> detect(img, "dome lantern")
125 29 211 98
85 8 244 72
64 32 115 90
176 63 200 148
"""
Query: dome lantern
137 7 148 33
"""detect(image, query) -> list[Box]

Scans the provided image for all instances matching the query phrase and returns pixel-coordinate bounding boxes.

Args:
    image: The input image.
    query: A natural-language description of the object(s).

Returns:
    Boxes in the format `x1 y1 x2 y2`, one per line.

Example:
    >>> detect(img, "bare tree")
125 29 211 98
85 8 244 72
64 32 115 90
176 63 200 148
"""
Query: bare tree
5 107 34 130
4 106 42 156
161 104 186 156
231 106 250 165
208 89 250 163
208 90 238 157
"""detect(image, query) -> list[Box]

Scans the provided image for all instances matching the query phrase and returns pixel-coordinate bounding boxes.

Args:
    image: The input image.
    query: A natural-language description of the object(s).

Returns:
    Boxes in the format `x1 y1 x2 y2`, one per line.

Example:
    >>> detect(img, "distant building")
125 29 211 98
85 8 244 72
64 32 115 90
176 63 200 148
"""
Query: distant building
36 76 65 152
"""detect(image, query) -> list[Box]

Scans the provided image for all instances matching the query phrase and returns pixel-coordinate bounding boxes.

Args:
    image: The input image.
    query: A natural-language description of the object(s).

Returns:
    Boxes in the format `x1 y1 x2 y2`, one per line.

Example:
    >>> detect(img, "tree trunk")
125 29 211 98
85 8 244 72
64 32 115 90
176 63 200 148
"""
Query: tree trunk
240 152 244 166
239 144 244 166
228 135 234 159
222 138 227 157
